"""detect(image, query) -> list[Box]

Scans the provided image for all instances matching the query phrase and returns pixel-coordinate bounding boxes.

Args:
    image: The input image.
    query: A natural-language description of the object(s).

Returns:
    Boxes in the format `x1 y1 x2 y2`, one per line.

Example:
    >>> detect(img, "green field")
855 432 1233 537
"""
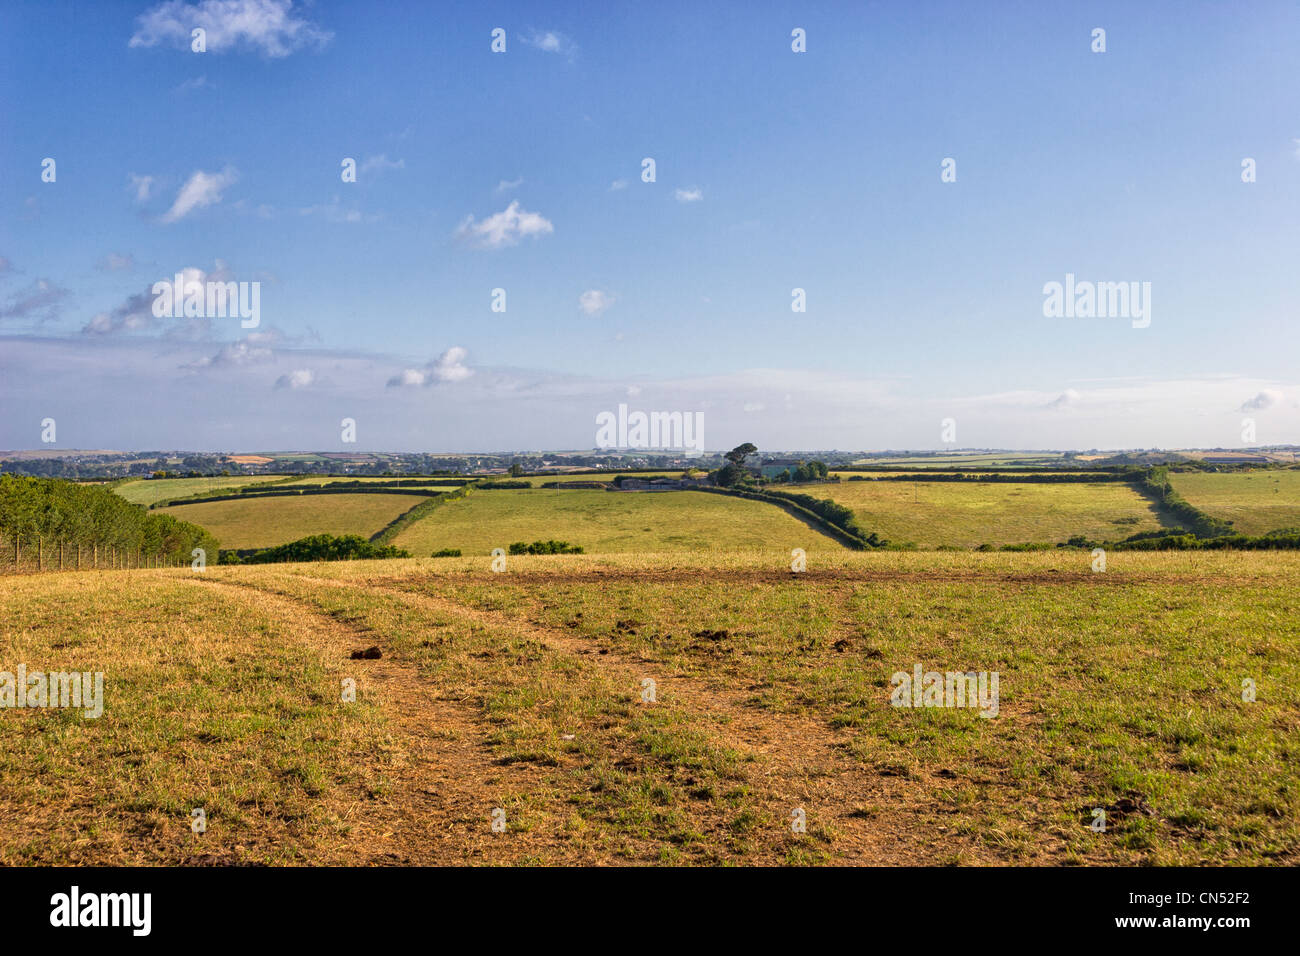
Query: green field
2 550 1295 865
850 453 1067 468
160 493 430 550
276 476 462 488
799 479 1167 548
1170 471 1300 536
392 488 835 555
113 476 278 507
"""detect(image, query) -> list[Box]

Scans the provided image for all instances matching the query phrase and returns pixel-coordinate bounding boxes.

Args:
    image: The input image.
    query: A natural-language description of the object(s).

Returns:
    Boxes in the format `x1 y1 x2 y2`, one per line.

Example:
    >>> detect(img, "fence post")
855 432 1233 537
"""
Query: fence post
59 541 64 571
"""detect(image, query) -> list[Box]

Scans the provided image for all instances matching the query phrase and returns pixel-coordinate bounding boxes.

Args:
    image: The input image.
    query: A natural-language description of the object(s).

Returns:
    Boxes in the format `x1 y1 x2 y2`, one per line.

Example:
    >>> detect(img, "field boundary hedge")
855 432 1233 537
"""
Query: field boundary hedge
1133 466 1234 537
370 483 476 545
155 485 444 509
683 485 884 550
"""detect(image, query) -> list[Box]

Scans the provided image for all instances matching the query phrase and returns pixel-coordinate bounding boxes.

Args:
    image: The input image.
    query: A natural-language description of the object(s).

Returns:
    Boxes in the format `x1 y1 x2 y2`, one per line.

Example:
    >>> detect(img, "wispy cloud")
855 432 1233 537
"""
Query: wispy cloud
0 279 69 324
674 186 704 203
578 289 615 316
1240 389 1282 411
160 167 237 223
129 0 332 57
495 177 523 193
521 30 576 57
97 252 135 272
128 173 154 203
360 154 405 177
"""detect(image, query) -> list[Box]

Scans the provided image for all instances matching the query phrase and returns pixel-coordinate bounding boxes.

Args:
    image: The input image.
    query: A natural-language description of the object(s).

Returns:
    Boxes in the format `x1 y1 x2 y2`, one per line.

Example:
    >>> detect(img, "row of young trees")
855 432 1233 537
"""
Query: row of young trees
0 475 218 571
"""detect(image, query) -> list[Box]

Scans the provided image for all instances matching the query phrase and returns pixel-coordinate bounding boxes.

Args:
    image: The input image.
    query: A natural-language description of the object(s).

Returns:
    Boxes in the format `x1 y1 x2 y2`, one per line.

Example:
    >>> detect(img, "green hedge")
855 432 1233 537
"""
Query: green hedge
234 533 410 564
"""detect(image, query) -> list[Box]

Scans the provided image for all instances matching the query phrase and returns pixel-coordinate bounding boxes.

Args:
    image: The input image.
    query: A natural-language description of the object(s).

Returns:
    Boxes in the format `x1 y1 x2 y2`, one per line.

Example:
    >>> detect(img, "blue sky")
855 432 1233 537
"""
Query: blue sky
2 0 1298 452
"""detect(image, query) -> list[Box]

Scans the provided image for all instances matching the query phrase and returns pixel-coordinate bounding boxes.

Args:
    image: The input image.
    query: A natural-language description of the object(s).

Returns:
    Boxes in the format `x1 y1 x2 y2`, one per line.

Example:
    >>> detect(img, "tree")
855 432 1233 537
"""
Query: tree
713 443 758 488
725 443 757 467
509 462 524 478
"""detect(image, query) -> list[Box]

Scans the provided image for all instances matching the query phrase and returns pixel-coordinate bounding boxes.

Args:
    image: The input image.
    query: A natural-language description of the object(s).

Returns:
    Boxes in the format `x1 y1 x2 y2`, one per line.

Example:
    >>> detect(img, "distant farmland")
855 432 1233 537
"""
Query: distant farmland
114 475 278 508
1169 471 1300 536
159 493 430 550
391 488 831 555
796 479 1167 548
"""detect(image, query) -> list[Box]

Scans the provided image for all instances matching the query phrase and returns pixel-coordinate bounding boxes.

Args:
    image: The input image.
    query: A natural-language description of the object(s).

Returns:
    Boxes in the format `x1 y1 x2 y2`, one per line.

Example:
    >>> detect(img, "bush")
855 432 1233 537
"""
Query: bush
243 534 410 564
431 548 462 557
507 540 584 555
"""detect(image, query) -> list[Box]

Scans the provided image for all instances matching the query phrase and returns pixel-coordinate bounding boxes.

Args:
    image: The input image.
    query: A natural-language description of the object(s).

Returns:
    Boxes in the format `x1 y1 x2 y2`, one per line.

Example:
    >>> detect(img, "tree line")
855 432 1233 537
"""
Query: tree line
0 475 218 571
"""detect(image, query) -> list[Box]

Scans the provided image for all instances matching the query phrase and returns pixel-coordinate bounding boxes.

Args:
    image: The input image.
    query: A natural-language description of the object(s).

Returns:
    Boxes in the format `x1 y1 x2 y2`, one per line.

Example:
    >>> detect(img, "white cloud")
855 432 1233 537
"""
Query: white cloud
578 289 615 316
83 262 237 336
128 174 154 202
388 346 473 387
495 177 523 193
160 167 237 224
674 187 704 203
1047 388 1082 409
433 346 473 382
455 200 553 249
609 179 628 191
522 30 576 56
185 337 272 368
742 402 765 413
360 154 405 177
275 368 314 389
129 0 332 57
1241 389 1282 411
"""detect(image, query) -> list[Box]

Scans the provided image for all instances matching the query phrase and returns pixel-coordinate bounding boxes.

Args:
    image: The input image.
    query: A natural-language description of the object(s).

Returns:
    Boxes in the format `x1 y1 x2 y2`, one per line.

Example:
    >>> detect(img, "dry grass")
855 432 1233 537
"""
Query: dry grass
158 493 430 550
2 549 1296 865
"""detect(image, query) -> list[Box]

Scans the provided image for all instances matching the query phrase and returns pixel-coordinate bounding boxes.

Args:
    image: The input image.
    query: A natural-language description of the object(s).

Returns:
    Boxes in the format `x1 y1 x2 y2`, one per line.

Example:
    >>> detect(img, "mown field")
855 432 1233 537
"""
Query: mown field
113 475 278 507
158 494 430 550
392 488 830 555
1 550 1295 865
1170 471 1300 536
797 479 1168 548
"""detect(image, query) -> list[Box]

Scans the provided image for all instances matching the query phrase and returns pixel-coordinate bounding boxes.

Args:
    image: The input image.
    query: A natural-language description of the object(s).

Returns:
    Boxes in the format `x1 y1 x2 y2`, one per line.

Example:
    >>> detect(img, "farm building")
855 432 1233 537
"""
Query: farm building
759 458 803 479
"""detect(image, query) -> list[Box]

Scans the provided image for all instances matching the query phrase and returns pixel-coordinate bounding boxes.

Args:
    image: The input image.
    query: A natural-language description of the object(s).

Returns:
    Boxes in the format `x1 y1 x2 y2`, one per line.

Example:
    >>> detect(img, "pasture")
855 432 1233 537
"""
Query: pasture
1 550 1295 865
158 493 430 550
391 488 828 555
796 479 1167 548
113 475 278 507
1169 471 1300 536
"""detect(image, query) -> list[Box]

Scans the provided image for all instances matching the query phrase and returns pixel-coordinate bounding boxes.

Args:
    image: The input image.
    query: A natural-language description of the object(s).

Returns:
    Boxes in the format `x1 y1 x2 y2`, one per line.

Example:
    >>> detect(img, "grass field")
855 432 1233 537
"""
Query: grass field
392 488 833 555
1170 471 1300 536
850 453 1068 468
2 550 1295 865
113 476 278 507
797 479 1168 548
159 494 430 550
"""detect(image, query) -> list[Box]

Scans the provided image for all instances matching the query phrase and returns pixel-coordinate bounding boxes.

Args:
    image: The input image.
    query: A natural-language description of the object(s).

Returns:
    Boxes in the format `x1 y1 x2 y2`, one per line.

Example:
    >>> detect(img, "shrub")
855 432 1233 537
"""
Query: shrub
243 534 410 564
507 540 584 555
